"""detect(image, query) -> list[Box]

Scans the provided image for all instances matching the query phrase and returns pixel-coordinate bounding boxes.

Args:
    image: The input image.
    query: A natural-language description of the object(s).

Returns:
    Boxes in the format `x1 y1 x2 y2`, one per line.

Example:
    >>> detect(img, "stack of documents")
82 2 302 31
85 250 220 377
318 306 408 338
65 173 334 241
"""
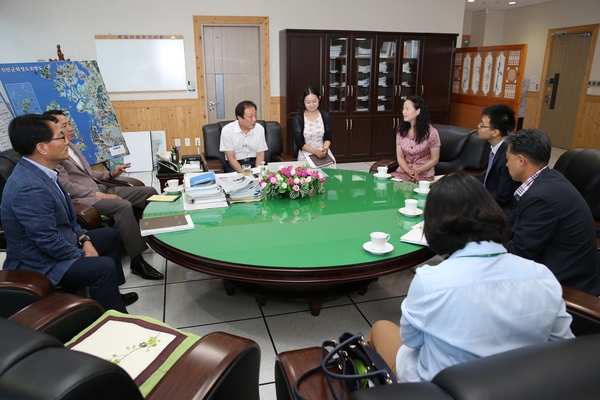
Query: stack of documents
140 214 194 236
216 174 261 202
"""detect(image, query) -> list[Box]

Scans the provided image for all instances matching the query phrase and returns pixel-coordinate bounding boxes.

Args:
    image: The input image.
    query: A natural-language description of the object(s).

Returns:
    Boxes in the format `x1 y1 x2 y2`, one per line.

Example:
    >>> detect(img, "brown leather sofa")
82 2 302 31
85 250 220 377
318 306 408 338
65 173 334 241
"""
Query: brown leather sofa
369 124 489 177
202 120 294 172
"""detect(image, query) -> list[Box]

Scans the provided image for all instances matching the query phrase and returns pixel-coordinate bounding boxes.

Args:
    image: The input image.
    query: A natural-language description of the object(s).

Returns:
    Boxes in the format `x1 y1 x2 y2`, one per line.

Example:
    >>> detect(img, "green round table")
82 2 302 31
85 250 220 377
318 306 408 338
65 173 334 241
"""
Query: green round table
144 168 433 315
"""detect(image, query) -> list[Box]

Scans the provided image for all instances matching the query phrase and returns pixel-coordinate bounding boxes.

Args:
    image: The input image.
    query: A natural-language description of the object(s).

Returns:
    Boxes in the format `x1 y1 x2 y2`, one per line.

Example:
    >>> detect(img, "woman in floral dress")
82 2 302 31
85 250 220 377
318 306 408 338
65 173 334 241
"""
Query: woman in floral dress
391 95 440 182
292 86 332 161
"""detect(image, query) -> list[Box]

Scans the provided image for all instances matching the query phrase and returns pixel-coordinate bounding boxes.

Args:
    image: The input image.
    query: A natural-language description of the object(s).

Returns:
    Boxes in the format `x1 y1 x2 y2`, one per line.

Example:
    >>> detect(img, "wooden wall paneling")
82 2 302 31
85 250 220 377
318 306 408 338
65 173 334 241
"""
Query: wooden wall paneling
574 95 600 149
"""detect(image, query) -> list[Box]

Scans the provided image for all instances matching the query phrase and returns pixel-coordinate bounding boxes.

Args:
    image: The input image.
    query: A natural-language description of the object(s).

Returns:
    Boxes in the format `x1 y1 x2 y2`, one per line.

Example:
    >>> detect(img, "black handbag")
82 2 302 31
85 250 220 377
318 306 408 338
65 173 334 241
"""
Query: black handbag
294 332 397 400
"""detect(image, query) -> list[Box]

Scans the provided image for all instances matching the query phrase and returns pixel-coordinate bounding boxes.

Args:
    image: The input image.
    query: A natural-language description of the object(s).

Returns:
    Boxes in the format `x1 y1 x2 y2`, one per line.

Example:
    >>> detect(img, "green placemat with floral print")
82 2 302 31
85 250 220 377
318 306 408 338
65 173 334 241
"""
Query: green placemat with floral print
66 310 201 397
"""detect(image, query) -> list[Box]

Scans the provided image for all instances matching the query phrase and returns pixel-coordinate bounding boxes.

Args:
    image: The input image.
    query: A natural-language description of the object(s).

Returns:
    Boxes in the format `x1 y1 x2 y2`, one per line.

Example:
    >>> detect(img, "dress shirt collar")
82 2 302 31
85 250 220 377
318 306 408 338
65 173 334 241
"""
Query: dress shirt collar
67 144 85 169
22 156 59 182
490 139 504 157
514 166 547 200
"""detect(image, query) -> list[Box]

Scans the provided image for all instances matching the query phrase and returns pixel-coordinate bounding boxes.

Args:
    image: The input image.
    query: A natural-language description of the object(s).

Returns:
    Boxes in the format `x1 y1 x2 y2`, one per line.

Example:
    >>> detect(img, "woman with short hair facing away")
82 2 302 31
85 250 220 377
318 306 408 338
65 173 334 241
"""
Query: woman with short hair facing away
368 172 573 382
391 95 440 182
292 86 332 161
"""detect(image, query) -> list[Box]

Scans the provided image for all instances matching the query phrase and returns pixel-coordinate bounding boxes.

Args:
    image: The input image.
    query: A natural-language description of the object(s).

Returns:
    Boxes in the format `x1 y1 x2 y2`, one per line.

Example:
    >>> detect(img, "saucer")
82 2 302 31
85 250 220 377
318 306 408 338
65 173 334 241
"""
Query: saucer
414 187 430 195
163 186 182 193
374 173 391 180
363 241 394 255
398 207 423 217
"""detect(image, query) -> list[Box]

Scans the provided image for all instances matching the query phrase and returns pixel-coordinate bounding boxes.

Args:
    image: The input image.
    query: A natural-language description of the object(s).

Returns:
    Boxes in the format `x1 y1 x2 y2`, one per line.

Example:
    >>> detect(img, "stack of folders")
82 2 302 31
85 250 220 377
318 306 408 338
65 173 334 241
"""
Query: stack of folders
183 171 228 209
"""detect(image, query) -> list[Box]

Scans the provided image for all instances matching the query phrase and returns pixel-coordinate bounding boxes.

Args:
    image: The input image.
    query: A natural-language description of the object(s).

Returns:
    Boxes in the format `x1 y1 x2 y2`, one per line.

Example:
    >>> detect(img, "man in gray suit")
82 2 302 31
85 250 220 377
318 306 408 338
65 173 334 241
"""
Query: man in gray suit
43 110 163 280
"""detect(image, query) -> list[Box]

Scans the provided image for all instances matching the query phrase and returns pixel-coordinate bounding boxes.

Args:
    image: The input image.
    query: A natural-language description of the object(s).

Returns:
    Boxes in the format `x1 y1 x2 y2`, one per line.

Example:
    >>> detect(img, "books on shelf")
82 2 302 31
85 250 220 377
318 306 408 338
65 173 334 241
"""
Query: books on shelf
140 214 194 236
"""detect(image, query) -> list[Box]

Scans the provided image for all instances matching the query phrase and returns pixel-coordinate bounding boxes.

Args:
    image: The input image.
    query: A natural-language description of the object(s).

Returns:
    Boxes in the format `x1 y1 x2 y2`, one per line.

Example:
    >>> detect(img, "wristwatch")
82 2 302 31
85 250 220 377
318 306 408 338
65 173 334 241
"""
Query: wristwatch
78 235 92 247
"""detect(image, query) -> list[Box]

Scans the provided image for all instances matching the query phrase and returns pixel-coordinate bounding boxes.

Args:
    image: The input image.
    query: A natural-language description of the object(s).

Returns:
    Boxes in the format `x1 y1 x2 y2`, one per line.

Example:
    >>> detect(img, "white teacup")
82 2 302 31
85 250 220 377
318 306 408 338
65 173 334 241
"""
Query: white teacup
370 231 391 251
166 179 179 189
377 166 388 176
405 199 418 214
418 180 430 192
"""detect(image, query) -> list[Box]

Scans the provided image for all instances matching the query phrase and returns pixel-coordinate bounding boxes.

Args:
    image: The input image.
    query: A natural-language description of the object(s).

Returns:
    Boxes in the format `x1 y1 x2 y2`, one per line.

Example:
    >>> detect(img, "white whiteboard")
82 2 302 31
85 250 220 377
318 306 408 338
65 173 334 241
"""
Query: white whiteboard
95 36 186 93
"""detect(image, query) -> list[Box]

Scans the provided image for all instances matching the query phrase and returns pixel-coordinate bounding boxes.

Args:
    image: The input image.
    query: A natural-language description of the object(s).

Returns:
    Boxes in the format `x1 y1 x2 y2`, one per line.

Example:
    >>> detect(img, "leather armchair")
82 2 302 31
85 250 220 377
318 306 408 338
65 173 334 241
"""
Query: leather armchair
276 286 600 400
0 148 145 232
0 295 260 400
553 148 600 239
202 120 293 172
369 124 489 177
0 310 261 399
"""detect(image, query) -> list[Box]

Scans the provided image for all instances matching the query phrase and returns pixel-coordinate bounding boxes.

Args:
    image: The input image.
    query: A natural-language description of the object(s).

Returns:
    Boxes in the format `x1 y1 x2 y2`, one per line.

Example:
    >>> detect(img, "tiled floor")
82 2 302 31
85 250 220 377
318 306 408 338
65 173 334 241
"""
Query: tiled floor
120 149 569 400
120 160 441 399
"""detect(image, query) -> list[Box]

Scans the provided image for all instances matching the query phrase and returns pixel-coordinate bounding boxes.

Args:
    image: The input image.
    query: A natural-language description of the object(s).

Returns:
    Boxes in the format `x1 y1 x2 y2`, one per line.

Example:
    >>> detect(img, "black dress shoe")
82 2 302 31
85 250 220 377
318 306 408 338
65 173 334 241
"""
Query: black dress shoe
130 260 164 280
121 292 139 307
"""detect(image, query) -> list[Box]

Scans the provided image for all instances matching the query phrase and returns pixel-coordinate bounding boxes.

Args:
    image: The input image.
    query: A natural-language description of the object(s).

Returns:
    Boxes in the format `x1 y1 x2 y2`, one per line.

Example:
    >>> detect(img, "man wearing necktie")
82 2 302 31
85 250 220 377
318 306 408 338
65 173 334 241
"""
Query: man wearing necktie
477 104 520 221
1 114 137 312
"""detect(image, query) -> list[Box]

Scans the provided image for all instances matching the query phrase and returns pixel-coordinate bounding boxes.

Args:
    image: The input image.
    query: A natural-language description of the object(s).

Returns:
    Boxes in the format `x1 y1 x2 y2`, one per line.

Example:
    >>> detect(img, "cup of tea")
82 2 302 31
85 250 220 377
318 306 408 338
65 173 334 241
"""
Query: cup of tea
377 166 388 176
370 232 391 251
405 199 418 214
166 179 179 190
242 164 252 177
418 180 430 193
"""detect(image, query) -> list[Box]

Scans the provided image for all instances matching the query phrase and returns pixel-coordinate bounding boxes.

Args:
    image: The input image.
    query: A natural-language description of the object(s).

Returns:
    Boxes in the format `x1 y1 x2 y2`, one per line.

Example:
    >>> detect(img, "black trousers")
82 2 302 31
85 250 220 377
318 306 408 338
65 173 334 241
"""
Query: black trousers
58 227 127 313
224 158 256 173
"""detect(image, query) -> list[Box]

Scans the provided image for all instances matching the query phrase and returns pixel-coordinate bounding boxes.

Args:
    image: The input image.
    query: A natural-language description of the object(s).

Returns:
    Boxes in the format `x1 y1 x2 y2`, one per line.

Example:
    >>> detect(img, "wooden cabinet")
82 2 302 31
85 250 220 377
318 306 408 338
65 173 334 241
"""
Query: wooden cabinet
281 29 456 162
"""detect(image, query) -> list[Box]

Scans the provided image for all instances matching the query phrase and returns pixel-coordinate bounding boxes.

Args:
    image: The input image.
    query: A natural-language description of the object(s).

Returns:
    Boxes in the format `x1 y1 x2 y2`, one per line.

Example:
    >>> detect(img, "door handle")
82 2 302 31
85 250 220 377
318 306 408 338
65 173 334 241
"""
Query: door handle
548 73 560 110
209 101 219 106
421 85 424 95
346 119 349 130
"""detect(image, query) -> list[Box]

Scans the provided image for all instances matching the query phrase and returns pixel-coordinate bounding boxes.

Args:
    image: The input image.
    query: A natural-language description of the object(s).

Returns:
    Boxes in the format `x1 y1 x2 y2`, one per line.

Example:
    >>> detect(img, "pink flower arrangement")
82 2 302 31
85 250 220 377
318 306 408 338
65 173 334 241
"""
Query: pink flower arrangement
259 165 326 199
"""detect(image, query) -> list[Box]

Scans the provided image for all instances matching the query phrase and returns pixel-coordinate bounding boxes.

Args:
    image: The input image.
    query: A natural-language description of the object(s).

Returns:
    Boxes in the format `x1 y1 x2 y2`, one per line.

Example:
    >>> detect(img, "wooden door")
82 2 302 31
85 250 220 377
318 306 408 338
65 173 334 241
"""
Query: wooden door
203 26 262 123
540 32 592 149
347 116 372 159
371 115 398 159
419 35 456 119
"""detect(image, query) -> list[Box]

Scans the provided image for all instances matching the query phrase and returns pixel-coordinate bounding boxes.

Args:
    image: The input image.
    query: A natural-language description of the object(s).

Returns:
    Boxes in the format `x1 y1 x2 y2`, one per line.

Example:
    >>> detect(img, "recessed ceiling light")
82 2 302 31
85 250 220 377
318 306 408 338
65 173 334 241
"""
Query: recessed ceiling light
468 0 475 2
509 1 516 4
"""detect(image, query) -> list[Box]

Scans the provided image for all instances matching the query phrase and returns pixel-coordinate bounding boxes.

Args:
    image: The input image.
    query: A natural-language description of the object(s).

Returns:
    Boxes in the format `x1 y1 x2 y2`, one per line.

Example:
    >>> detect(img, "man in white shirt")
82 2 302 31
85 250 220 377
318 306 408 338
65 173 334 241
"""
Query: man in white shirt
219 100 268 173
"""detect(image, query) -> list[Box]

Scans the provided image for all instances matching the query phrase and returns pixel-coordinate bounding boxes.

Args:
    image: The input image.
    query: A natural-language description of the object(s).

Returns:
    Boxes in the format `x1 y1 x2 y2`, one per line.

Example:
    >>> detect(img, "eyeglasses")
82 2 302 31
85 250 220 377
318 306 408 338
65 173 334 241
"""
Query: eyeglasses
47 135 66 143
478 123 492 129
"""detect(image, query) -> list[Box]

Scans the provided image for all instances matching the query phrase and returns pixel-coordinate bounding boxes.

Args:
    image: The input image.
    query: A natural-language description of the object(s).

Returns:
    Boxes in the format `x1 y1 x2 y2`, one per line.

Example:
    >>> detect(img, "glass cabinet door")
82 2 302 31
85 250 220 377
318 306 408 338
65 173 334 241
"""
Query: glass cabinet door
353 37 372 113
328 36 347 113
401 38 420 99
376 38 397 112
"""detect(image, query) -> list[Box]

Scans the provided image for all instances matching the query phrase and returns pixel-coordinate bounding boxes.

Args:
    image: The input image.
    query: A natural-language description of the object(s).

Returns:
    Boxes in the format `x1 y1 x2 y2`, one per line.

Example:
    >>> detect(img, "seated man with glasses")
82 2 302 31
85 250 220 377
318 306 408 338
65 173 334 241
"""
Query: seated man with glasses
43 110 163 281
1 114 136 312
219 100 268 173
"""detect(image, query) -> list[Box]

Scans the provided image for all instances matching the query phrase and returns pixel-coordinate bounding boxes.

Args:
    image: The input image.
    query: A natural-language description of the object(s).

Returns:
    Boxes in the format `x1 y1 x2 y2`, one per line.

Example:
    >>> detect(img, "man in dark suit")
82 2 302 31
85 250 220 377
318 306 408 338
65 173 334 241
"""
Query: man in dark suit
505 129 600 295
1 114 137 312
478 104 520 218
43 110 163 281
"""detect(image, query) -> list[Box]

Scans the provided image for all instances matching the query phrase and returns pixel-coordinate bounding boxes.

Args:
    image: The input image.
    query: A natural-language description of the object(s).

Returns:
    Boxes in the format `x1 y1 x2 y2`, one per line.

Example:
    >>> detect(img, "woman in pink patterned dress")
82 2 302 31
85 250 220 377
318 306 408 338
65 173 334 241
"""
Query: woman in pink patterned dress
292 86 332 161
391 95 440 182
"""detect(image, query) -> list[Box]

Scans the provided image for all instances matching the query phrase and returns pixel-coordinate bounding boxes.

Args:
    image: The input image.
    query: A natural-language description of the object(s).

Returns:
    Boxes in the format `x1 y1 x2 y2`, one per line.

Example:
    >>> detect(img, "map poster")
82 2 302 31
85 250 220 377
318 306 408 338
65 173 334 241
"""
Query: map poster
0 61 129 165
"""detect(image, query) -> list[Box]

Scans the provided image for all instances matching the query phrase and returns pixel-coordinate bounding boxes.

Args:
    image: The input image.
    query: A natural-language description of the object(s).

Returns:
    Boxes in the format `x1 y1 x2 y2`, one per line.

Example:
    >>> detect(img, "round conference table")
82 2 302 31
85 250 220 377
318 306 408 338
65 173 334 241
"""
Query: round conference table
143 168 434 315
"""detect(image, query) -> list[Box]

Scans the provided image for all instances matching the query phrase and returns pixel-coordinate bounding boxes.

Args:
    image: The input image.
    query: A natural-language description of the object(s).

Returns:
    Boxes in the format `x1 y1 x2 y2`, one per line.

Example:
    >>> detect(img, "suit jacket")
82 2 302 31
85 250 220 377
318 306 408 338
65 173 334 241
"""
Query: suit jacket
55 143 110 206
507 168 600 295
1 159 87 285
484 141 520 211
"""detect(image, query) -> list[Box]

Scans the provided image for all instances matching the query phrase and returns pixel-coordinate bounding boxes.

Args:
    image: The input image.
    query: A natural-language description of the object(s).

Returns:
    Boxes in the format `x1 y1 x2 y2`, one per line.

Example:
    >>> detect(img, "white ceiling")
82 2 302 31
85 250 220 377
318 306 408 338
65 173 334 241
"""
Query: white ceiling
465 0 559 12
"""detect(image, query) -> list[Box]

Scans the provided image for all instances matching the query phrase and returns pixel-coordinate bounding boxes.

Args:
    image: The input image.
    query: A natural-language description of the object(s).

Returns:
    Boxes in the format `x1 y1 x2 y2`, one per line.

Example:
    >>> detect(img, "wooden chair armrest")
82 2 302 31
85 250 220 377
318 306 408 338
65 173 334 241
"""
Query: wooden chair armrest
106 177 145 187
0 269 54 298
205 159 225 173
9 294 104 343
369 159 399 174
73 203 103 230
563 286 600 322
148 331 260 400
